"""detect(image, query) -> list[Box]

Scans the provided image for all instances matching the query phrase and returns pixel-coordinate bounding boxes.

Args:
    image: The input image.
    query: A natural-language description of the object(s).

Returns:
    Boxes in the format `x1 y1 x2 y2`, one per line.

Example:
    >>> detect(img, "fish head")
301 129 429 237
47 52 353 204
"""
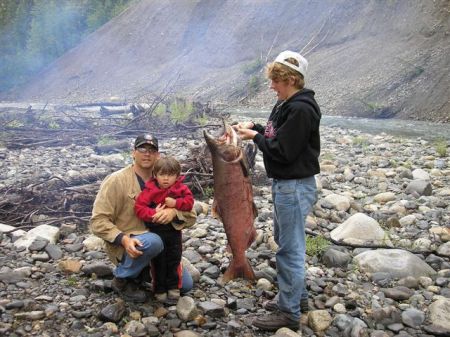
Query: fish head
203 121 242 162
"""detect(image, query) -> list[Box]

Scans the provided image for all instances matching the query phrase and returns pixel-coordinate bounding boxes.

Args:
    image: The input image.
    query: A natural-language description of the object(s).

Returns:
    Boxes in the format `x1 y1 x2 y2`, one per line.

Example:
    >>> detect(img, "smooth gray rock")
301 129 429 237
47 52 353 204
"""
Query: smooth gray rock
401 308 425 328
81 262 113 277
354 249 436 279
99 300 126 323
405 180 432 196
322 246 352 267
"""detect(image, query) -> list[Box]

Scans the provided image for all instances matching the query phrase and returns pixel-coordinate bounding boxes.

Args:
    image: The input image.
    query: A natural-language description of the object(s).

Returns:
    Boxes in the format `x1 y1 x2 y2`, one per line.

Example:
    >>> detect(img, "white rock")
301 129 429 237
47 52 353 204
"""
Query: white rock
437 242 450 257
428 298 450 330
308 309 332 332
13 225 60 250
256 278 273 291
412 168 430 181
182 257 200 283
324 194 351 211
190 228 208 238
83 235 104 251
0 223 16 233
274 327 301 337
413 238 432 251
330 213 391 246
373 192 396 203
399 214 416 226
333 303 346 313
176 296 199 321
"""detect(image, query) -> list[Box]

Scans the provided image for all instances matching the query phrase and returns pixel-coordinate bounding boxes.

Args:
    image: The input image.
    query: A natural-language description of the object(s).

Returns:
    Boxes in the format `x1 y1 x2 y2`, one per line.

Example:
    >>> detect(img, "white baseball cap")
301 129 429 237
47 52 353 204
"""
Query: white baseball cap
274 50 308 77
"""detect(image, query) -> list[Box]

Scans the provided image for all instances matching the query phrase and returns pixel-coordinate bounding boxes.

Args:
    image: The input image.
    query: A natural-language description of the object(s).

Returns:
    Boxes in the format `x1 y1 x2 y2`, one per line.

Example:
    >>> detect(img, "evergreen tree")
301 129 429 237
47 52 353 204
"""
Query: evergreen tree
0 0 133 93
0 0 33 91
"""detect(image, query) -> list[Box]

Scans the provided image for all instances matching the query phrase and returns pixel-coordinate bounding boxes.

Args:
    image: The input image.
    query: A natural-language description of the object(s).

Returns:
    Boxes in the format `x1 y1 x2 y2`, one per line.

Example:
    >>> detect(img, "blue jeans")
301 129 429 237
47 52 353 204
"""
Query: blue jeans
272 176 317 319
113 232 194 293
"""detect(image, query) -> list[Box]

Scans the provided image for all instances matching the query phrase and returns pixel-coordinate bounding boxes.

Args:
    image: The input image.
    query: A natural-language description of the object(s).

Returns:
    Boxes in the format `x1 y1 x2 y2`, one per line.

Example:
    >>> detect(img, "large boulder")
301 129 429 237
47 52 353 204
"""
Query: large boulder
354 249 436 279
330 213 392 247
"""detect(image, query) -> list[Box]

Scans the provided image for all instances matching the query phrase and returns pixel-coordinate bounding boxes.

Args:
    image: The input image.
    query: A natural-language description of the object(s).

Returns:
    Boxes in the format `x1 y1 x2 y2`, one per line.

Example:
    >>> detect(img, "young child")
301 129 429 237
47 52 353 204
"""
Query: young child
134 156 194 303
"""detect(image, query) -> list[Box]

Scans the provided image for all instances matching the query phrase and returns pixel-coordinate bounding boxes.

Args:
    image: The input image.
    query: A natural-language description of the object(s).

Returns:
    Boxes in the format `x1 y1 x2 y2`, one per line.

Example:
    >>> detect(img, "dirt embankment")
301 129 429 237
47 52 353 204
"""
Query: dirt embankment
5 0 450 122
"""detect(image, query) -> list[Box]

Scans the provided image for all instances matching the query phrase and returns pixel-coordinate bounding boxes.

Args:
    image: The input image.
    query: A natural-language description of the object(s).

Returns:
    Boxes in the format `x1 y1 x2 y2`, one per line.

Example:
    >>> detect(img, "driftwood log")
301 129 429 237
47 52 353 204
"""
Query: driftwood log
0 99 231 228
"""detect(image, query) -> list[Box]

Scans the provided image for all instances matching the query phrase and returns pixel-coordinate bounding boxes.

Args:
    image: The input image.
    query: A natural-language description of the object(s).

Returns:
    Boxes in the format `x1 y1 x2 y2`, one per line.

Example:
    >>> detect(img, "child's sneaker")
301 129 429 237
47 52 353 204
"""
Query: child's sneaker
167 289 180 301
155 292 167 302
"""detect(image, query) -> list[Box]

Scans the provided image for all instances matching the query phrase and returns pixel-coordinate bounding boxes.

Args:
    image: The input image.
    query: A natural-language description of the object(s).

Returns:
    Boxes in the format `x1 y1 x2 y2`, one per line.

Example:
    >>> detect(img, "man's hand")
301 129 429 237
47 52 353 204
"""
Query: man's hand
121 235 143 259
153 207 177 224
165 197 176 208
155 203 166 213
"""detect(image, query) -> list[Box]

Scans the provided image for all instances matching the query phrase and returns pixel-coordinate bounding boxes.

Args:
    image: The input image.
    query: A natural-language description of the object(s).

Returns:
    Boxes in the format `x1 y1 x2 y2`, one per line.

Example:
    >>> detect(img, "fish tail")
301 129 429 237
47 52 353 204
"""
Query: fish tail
223 257 255 282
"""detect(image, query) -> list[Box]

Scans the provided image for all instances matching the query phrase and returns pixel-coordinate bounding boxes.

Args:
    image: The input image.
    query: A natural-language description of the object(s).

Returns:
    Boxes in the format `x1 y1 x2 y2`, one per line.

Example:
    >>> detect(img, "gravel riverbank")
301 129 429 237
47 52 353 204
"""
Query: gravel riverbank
0 123 449 337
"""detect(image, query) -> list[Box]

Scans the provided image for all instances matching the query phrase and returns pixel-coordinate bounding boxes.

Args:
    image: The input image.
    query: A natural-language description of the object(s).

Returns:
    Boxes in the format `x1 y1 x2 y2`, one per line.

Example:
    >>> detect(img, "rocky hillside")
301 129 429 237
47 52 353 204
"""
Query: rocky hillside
7 0 450 122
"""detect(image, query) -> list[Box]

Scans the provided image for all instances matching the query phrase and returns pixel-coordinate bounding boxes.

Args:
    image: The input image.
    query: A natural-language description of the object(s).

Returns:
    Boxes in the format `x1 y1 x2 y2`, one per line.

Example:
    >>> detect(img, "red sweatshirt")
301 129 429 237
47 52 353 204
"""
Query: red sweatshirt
134 176 194 222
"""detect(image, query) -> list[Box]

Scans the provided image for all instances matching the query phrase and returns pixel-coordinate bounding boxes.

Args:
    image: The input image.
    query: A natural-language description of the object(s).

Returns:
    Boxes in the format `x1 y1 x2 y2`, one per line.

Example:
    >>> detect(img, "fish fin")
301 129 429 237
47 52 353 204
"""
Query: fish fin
252 201 258 220
244 143 257 170
223 257 255 282
247 226 257 249
239 155 250 177
211 199 221 219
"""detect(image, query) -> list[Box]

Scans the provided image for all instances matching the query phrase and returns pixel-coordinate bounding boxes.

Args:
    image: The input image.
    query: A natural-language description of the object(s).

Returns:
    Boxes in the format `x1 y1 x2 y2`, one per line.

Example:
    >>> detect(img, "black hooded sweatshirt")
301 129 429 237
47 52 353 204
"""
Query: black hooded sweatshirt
252 88 321 179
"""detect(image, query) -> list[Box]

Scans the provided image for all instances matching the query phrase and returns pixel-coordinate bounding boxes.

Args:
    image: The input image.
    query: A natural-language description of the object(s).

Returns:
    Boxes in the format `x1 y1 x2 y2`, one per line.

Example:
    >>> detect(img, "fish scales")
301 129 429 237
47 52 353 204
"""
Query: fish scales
204 122 257 282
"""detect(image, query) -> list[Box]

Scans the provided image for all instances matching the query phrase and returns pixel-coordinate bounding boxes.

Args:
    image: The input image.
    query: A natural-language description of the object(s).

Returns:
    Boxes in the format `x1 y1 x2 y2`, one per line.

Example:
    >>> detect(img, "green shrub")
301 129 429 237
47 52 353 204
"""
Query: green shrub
352 136 369 146
306 235 330 256
242 58 263 75
6 120 24 128
320 152 334 161
98 136 114 145
170 100 190 123
154 103 166 117
66 276 78 286
247 74 263 95
196 116 208 126
434 137 448 157
184 100 194 115
48 121 60 129
203 186 214 199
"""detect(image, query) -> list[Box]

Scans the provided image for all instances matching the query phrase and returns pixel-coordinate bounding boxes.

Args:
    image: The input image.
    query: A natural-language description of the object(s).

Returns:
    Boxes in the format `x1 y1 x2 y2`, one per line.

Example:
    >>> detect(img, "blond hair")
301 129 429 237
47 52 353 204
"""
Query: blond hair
266 57 305 89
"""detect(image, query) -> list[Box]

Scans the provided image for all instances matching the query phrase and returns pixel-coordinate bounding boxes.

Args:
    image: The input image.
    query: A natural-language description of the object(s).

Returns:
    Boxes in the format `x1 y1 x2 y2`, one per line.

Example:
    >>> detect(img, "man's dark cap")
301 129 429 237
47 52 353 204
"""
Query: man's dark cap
134 134 158 150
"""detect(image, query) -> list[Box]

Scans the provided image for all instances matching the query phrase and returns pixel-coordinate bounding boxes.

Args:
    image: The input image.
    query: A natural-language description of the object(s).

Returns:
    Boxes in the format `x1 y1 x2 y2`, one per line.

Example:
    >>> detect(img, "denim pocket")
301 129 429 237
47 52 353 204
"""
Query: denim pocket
274 180 296 194
273 180 296 206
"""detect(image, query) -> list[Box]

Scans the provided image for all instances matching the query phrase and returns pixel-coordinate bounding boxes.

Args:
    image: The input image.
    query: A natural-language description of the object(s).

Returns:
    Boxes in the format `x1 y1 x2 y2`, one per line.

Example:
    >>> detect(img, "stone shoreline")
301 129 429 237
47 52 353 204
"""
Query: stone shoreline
0 124 449 337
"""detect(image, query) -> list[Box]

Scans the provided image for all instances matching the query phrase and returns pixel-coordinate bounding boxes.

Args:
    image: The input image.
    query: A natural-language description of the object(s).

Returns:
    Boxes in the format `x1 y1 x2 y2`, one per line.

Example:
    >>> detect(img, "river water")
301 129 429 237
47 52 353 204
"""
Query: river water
229 108 450 141
1 102 448 141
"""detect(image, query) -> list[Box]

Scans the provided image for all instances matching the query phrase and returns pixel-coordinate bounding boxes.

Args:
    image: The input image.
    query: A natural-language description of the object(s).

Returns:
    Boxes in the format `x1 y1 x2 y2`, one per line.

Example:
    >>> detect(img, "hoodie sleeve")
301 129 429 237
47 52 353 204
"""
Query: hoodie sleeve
134 188 156 222
253 101 314 164
175 184 194 211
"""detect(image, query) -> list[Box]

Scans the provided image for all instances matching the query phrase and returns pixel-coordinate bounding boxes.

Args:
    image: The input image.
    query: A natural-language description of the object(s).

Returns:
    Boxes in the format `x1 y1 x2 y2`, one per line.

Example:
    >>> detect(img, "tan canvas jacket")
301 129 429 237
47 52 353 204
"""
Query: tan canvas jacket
90 165 196 264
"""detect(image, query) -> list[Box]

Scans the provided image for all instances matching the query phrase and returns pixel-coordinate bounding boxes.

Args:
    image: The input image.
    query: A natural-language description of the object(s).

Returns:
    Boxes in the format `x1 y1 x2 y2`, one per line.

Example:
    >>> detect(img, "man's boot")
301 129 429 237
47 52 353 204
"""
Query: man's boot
265 298 309 313
111 277 127 293
252 310 300 331
111 277 148 303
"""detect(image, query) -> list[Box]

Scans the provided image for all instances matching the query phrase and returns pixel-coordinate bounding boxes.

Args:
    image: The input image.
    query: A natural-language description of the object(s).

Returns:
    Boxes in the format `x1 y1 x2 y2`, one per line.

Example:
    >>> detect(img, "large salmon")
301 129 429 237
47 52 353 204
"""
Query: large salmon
203 122 257 282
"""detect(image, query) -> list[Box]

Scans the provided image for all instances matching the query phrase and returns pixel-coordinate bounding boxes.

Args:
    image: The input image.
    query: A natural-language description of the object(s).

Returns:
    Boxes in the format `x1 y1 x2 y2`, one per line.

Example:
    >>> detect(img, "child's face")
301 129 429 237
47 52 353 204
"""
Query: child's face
156 172 178 189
